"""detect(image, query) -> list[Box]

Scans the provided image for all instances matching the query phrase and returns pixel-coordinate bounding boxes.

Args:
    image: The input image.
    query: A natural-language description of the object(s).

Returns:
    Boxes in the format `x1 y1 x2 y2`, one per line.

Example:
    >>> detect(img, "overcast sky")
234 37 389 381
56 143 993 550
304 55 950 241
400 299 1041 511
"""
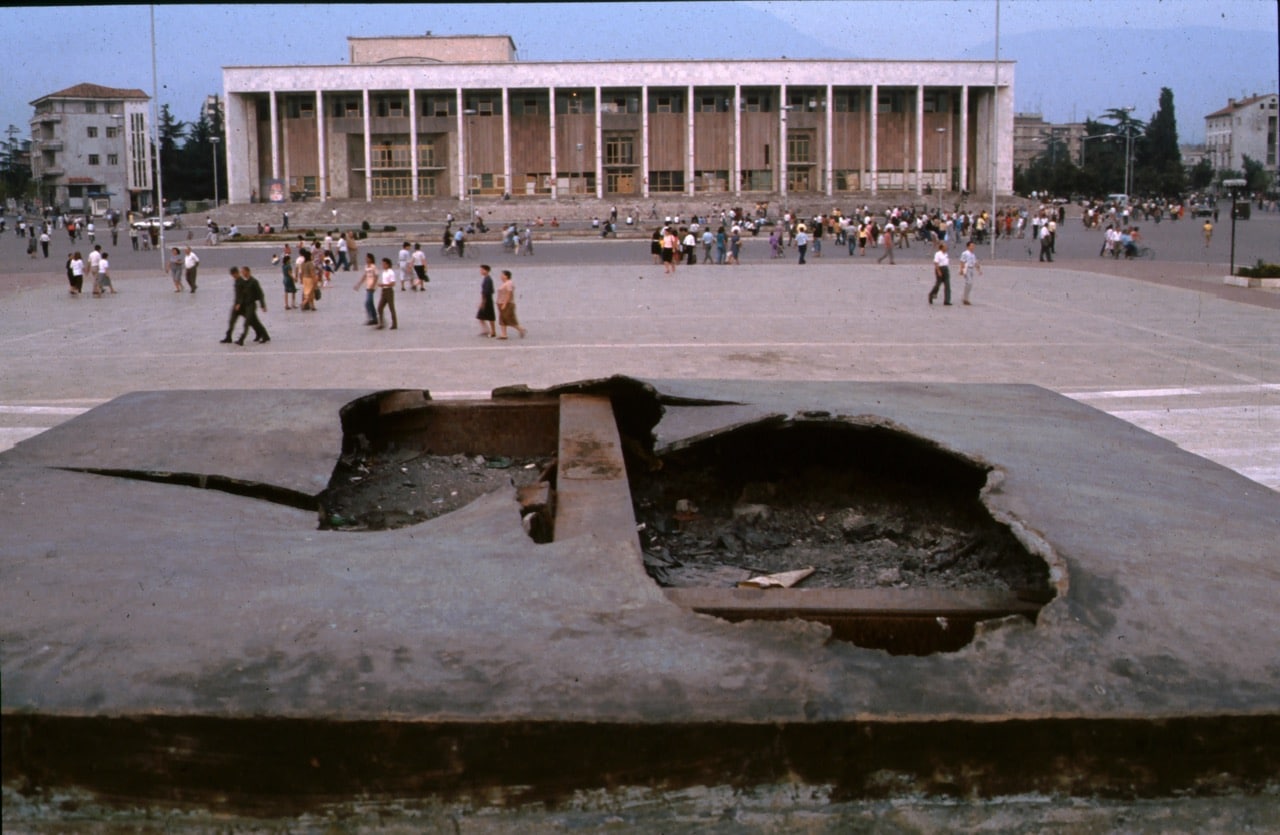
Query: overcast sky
5 1 1277 145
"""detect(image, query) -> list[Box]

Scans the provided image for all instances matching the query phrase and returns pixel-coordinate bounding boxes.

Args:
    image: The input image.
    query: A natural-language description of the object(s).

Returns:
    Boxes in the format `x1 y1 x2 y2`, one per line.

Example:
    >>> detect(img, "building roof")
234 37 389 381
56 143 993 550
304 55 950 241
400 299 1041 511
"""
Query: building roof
1205 92 1277 119
29 83 150 106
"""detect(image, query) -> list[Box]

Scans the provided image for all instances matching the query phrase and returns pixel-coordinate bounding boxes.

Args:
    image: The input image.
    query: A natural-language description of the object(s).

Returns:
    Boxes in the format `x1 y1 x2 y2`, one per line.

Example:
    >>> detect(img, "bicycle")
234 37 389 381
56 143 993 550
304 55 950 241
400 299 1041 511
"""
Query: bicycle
1130 245 1155 260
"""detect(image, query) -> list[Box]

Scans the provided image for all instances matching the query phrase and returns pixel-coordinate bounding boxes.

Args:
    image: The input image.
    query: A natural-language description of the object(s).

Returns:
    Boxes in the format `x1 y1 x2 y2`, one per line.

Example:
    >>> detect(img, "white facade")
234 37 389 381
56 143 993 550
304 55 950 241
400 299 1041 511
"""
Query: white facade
1204 93 1278 175
29 83 154 215
222 39 1014 205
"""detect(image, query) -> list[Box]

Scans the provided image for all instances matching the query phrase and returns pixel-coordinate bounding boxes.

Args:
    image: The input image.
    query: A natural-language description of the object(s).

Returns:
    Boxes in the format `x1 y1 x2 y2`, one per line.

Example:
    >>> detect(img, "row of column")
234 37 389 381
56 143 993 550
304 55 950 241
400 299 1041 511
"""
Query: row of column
262 84 975 202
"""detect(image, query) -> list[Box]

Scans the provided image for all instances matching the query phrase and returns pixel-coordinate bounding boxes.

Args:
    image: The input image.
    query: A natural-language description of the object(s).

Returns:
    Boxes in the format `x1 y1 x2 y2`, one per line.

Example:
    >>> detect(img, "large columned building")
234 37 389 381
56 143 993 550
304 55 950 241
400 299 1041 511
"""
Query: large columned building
222 35 1014 205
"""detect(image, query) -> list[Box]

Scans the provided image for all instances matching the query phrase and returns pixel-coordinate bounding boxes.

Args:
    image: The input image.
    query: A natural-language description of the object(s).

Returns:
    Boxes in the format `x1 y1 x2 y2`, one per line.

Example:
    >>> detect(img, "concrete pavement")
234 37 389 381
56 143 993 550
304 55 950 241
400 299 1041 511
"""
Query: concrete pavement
2 222 1278 490
3 209 1280 827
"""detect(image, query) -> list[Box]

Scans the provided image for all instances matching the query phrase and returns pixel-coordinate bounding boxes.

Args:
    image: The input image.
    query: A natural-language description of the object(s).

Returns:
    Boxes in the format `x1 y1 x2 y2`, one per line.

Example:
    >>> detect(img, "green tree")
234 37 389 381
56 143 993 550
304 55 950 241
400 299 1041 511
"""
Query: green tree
156 104 187 206
177 110 213 200
1101 107 1147 196
1020 133 1081 197
1136 88 1185 196
1241 155 1273 193
1078 119 1125 195
0 125 33 204
1188 157 1213 190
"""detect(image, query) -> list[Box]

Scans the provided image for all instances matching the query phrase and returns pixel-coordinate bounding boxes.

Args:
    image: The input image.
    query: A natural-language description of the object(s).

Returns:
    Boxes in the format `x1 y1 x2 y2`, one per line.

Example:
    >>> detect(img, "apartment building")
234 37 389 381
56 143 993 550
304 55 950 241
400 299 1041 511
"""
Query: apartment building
28 83 154 215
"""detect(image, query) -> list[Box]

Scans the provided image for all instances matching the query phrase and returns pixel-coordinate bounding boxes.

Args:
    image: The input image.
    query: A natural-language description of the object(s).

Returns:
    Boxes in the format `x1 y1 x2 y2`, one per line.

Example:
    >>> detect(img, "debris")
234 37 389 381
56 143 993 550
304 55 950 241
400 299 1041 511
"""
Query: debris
737 567 815 589
876 567 902 586
485 456 513 469
675 498 698 514
838 509 878 542
630 455 1050 595
732 503 772 524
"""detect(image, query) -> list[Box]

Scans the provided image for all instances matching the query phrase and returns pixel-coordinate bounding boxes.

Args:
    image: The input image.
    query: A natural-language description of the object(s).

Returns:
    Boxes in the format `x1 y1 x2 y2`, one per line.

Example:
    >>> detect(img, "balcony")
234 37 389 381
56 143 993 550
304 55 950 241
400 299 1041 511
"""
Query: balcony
34 113 62 125
40 166 66 178
38 139 64 152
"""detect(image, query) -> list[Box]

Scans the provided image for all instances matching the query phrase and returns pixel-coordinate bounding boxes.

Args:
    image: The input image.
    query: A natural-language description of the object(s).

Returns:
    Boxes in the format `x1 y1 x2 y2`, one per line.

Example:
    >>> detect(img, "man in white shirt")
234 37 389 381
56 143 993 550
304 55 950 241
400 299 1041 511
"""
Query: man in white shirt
183 247 200 292
87 245 102 292
928 242 951 305
411 244 428 291
397 242 412 290
959 241 982 306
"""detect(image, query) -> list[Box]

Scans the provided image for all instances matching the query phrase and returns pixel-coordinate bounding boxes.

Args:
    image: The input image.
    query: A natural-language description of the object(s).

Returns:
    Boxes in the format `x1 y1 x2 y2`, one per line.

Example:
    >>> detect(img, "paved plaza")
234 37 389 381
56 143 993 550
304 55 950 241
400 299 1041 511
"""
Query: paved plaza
2 203 1279 831
2 205 1278 490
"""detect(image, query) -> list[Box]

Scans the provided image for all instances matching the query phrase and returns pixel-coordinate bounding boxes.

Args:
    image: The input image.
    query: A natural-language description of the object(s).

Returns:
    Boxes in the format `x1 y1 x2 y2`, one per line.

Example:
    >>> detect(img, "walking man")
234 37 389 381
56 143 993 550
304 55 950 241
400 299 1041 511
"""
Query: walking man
959 240 982 306
377 257 398 329
928 242 952 306
876 225 895 264
183 246 200 292
236 266 270 344
221 268 248 344
1038 222 1054 262
411 243 428 291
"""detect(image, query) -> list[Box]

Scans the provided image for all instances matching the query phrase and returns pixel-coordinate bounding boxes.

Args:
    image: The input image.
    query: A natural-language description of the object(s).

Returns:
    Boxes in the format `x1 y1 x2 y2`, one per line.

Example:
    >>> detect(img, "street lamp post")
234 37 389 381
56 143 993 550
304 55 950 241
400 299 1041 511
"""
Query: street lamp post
462 108 477 222
210 135 220 209
935 127 946 216
1079 132 1119 167
1223 178 1246 276
576 142 584 197
109 114 125 216
1119 106 1135 198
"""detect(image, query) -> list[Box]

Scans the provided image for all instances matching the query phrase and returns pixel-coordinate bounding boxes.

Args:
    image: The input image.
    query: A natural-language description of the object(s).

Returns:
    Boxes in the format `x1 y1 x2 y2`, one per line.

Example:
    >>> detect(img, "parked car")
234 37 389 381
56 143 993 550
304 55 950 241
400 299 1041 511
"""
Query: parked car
131 217 176 230
165 200 186 216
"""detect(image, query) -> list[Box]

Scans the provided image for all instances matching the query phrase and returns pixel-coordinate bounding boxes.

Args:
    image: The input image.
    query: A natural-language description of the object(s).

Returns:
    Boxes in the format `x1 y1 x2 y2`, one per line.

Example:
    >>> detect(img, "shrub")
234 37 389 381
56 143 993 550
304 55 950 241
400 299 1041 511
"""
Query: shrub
382 225 397 232
361 220 371 231
1237 260 1280 278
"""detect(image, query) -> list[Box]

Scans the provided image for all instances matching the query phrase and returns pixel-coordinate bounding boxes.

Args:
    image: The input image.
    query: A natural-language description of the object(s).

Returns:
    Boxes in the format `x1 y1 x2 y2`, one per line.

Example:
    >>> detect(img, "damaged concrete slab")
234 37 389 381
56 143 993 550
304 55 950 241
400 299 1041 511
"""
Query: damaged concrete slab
2 377 1278 812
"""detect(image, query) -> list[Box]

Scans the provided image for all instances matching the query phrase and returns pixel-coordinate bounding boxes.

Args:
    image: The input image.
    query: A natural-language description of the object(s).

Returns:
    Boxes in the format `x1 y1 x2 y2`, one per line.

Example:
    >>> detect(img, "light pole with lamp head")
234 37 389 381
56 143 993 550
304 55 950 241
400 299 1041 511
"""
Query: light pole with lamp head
210 135 220 209
935 127 946 216
576 142 584 197
1118 106 1135 199
780 103 799 216
109 114 125 218
1222 178 1246 277
462 108 477 222
1079 132 1118 167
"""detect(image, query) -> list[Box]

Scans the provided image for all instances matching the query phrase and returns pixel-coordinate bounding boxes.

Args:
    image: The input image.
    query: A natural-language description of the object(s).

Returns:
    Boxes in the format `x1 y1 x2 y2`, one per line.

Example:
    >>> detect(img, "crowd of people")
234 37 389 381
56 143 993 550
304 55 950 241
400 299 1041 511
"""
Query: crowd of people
13 185 1256 350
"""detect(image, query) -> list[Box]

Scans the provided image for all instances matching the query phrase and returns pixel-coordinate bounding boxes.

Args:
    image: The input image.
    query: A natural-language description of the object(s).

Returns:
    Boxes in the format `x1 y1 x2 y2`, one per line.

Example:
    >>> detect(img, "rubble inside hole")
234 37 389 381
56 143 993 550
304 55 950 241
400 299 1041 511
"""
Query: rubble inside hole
319 448 554 532
630 419 1053 597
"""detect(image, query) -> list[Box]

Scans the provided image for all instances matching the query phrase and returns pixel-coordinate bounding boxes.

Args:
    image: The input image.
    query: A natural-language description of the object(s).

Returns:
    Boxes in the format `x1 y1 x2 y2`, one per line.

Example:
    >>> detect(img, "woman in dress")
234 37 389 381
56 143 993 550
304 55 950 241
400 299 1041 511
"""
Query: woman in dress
495 269 526 339
298 248 319 311
475 264 496 337
168 247 183 292
353 253 378 325
280 243 297 309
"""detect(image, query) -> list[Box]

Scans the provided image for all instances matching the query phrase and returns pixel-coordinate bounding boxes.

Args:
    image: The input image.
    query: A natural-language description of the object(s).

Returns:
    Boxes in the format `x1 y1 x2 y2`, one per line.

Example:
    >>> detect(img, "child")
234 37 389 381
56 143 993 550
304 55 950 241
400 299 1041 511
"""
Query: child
321 253 335 286
96 252 116 295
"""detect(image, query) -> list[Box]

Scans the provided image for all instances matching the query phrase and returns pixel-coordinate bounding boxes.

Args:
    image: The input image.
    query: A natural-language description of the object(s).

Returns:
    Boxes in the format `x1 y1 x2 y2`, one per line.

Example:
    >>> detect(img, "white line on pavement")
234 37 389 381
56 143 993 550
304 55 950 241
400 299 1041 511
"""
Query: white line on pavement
1066 384 1280 400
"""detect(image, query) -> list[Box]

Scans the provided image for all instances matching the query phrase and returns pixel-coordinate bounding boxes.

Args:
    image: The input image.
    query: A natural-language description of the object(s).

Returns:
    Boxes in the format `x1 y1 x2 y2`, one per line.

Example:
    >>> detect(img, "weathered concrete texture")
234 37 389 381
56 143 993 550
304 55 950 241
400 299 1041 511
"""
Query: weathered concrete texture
2 389 365 499
2 380 1279 807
